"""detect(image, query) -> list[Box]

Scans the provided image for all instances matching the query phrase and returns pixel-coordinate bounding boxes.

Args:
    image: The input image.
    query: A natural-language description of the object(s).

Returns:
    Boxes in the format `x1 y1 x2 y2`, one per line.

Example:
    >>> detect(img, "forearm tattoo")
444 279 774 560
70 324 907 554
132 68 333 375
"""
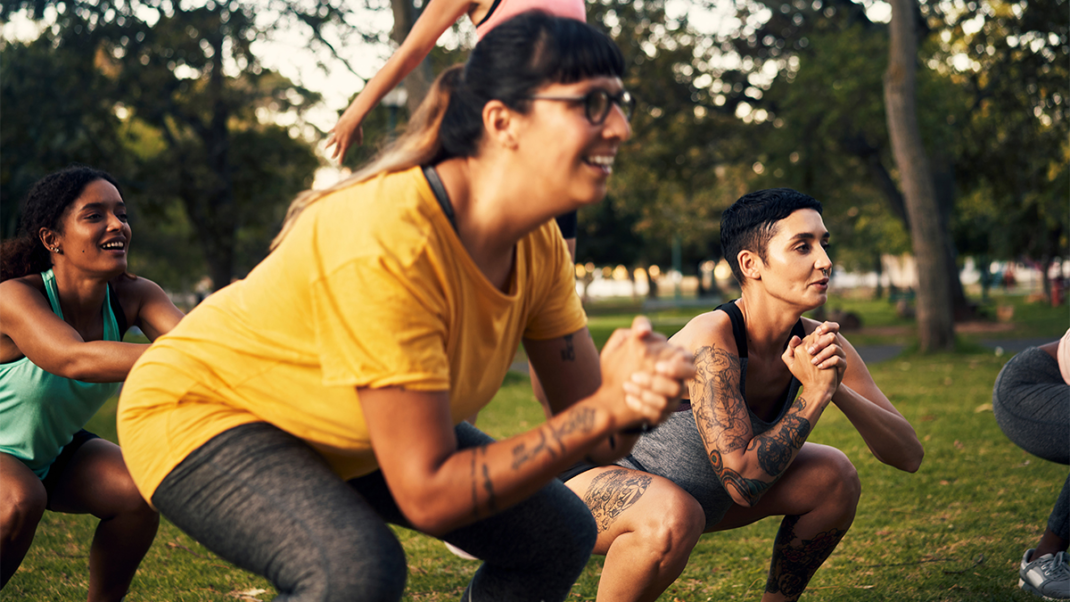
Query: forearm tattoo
692 344 818 505
470 445 498 518
582 468 652 533
766 515 848 600
560 334 576 361
511 428 553 469
752 397 812 477
509 407 595 470
711 449 772 505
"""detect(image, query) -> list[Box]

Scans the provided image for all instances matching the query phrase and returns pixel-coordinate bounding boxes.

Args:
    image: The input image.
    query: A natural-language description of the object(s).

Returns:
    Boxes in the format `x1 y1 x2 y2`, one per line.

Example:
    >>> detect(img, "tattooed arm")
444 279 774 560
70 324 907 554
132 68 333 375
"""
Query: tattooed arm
525 320 693 464
360 318 693 537
679 313 840 507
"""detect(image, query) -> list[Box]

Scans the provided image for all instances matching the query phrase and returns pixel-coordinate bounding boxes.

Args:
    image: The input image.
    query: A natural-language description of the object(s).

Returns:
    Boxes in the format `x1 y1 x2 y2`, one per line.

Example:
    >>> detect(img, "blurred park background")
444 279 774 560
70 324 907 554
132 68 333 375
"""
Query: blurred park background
2 0 1066 352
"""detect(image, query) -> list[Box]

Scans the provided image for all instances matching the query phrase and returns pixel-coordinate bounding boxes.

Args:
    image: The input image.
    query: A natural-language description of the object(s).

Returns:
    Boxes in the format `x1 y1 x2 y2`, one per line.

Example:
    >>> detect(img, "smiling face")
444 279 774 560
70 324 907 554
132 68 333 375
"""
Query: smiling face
746 208 832 309
512 75 632 212
40 179 131 277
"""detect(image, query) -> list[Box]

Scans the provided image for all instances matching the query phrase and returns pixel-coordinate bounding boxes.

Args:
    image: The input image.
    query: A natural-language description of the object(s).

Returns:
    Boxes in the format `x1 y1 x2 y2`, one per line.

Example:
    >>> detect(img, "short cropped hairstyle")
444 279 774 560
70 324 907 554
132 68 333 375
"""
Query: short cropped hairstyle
720 188 823 284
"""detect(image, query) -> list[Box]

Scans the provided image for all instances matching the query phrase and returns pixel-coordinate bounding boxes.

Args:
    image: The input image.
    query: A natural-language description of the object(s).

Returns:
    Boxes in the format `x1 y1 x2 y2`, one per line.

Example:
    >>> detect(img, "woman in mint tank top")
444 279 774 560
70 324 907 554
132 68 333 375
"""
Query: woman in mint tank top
0 167 184 600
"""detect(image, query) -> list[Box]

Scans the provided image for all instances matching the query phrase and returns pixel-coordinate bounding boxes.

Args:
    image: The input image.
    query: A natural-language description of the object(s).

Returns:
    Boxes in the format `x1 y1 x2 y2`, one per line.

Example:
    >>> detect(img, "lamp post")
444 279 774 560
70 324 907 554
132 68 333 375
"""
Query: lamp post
382 86 409 136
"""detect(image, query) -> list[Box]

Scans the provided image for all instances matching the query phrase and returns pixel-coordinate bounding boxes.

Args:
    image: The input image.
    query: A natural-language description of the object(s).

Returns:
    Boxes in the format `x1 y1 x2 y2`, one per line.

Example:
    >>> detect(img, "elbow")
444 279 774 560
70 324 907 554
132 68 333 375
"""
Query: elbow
394 490 462 537
721 466 766 508
402 503 455 538
55 356 96 382
728 493 757 509
902 445 925 474
882 441 924 473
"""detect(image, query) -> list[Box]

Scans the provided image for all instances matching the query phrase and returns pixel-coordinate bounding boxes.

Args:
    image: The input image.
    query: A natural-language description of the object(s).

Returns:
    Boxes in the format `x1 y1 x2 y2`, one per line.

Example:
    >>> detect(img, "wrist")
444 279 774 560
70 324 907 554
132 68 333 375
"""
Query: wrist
801 381 837 406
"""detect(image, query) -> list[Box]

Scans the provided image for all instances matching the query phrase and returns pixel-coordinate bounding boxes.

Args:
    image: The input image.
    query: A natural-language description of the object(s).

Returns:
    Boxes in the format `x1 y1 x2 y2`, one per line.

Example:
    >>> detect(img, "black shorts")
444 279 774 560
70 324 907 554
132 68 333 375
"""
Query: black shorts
41 429 100 510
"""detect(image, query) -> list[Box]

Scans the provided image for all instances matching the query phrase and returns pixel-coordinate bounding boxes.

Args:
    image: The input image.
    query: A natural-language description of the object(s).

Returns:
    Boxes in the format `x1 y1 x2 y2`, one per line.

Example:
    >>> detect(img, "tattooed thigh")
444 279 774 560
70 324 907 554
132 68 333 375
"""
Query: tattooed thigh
581 469 653 534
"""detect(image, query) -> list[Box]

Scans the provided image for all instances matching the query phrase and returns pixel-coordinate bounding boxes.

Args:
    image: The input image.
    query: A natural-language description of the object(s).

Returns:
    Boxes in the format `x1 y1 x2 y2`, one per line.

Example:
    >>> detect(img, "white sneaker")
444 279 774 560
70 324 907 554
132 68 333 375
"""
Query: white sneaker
1020 549 1070 600
444 541 479 561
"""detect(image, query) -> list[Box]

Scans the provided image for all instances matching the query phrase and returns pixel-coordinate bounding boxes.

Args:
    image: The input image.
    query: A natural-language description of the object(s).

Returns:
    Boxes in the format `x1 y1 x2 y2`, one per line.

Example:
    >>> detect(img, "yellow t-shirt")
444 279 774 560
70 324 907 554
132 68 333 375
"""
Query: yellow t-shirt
117 166 586 503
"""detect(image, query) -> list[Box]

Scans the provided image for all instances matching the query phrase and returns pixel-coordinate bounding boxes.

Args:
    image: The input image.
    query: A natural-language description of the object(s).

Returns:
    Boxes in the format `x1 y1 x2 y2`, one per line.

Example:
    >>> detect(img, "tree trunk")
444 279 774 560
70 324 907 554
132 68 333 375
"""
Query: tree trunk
884 0 956 352
391 0 433 113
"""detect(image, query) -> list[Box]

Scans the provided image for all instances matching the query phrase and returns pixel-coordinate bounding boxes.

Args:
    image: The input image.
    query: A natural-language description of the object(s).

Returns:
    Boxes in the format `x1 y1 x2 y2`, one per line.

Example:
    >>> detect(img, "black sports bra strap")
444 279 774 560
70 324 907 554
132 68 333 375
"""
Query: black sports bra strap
476 0 504 27
715 300 748 358
715 299 806 358
422 165 458 233
108 283 128 338
790 317 806 341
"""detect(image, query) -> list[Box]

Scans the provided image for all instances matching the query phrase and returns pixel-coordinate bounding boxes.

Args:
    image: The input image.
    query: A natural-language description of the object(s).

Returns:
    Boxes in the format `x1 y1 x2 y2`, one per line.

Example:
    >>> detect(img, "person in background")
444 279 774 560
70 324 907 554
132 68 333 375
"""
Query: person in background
0 166 184 600
993 329 1070 600
117 14 693 602
563 188 924 602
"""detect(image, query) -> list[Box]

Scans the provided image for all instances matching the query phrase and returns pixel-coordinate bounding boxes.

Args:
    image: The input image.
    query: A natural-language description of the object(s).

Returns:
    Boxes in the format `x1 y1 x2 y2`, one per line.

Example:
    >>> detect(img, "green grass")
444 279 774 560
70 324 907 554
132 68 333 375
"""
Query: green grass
5 301 1068 601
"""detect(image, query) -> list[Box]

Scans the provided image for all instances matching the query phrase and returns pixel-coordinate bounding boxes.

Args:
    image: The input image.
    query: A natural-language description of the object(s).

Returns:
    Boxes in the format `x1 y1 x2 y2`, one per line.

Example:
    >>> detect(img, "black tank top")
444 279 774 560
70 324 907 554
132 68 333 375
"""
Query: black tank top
679 300 804 428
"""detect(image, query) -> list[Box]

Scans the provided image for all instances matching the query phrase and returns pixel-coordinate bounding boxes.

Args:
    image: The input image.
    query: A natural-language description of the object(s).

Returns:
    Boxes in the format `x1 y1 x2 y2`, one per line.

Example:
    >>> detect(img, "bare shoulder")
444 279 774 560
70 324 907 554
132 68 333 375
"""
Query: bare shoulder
0 275 47 308
110 274 167 301
670 309 737 356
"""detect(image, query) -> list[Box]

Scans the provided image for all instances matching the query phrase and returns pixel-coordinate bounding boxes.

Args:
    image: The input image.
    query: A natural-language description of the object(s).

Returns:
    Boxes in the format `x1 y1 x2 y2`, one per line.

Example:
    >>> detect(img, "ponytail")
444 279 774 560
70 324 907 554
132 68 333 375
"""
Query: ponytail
271 66 464 249
272 11 625 249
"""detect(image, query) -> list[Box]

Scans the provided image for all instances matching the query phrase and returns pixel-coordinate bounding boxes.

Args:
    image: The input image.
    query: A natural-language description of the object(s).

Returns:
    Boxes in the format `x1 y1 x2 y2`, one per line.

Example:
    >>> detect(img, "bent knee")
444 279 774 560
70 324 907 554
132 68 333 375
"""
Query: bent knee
101 476 158 521
822 449 861 508
1 482 46 531
631 492 704 561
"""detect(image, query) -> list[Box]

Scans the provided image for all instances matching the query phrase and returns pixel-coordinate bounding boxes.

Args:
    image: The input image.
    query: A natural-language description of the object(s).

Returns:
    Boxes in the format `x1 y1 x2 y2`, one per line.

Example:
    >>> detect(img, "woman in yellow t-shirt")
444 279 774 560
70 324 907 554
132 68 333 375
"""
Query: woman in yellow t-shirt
117 12 695 602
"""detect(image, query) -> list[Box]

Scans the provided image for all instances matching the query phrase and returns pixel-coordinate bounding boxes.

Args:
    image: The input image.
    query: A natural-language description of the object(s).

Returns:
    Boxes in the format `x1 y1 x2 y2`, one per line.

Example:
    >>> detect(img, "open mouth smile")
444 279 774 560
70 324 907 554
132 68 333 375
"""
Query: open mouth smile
583 154 616 174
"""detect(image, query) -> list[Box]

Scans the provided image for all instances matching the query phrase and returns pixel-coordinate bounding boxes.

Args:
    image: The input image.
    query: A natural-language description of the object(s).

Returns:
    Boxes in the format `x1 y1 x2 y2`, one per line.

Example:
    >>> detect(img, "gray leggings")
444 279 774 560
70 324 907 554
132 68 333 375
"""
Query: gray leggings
992 347 1070 540
153 422 596 602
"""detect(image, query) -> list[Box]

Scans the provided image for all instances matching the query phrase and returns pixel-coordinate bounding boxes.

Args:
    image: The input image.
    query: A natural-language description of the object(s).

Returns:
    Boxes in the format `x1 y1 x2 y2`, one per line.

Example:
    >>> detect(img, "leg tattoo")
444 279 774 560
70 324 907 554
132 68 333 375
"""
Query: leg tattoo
582 469 652 533
765 515 847 600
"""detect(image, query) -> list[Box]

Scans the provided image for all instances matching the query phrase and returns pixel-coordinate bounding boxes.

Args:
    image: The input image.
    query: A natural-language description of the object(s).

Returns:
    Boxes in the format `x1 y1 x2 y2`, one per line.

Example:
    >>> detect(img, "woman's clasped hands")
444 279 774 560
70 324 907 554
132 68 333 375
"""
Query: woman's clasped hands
783 320 847 404
598 316 696 431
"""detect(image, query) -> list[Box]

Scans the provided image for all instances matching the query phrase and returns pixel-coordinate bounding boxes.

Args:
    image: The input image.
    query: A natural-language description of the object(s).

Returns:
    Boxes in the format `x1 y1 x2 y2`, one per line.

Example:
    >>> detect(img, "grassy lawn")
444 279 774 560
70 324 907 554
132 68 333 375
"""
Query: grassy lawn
6 295 1067 601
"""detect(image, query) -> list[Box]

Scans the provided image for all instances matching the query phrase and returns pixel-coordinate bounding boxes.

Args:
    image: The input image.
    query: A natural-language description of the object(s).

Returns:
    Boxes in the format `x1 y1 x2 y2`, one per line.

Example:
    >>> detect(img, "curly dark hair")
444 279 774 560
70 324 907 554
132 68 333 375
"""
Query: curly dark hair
0 166 123 282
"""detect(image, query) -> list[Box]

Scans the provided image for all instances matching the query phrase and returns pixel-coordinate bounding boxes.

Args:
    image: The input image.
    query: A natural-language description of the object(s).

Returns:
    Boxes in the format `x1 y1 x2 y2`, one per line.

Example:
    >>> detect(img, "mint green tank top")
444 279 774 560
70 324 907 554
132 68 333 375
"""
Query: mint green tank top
0 269 122 478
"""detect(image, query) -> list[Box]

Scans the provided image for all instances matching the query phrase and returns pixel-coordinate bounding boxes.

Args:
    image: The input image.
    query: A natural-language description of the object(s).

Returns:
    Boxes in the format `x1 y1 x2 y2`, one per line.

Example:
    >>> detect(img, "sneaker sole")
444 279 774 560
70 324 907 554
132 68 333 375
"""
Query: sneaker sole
1020 577 1070 601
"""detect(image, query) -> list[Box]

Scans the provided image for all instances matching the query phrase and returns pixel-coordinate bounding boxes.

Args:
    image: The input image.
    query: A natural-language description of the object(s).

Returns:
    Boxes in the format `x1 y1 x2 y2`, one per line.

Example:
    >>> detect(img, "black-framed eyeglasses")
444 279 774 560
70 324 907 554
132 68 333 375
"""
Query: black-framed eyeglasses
525 89 636 125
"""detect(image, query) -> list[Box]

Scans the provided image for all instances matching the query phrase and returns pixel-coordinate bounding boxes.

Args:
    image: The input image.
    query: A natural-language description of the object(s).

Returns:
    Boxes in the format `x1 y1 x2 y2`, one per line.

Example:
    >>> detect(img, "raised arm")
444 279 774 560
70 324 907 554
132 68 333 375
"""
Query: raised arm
0 278 146 382
686 316 840 508
325 0 475 161
360 318 694 536
828 334 924 472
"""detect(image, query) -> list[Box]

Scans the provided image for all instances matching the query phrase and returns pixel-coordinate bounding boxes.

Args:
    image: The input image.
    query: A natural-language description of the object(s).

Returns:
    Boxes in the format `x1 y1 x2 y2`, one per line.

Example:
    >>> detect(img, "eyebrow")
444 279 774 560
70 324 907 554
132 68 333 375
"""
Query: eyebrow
788 231 830 242
78 201 126 211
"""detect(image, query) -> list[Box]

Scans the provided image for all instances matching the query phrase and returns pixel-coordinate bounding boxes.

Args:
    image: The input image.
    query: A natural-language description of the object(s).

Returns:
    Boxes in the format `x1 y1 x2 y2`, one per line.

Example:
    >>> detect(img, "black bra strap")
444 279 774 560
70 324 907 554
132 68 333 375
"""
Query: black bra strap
790 317 806 341
715 299 748 358
422 165 458 233
716 299 807 359
108 283 129 338
475 0 504 27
